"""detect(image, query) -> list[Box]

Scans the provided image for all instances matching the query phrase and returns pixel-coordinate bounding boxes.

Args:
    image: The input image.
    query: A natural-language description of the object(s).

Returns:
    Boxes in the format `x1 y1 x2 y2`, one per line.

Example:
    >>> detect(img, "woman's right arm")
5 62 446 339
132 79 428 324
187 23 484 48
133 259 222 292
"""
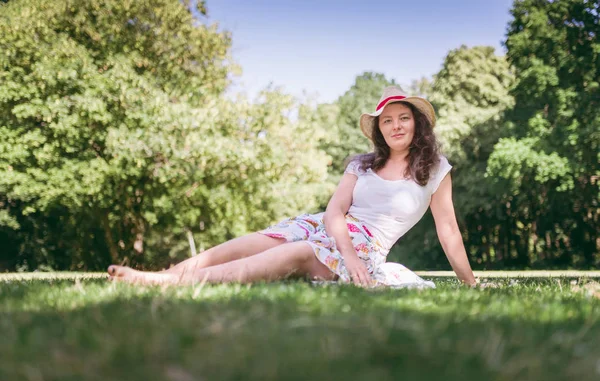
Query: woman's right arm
323 173 372 287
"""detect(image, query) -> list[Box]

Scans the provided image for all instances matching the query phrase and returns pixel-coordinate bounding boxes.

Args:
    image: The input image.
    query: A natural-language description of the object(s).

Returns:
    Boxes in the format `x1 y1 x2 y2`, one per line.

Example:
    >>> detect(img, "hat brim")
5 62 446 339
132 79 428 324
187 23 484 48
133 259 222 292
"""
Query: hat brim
359 97 436 140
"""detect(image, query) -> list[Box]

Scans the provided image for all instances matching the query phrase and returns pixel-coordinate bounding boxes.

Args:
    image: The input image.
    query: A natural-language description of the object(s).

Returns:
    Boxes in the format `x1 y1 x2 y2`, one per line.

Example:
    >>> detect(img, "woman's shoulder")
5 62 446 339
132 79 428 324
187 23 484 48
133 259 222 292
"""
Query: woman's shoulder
436 153 451 168
343 153 372 176
428 153 453 193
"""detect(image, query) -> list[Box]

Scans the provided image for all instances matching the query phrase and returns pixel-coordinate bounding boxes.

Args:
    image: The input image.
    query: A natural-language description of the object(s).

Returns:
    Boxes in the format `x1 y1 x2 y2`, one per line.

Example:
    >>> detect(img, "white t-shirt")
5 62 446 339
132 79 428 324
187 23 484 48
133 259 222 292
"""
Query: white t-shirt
344 154 452 251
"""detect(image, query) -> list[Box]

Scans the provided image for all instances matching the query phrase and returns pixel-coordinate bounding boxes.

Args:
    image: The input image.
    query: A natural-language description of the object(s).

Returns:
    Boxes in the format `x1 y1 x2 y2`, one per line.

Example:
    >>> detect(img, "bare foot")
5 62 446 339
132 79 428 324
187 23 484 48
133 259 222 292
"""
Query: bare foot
107 265 179 286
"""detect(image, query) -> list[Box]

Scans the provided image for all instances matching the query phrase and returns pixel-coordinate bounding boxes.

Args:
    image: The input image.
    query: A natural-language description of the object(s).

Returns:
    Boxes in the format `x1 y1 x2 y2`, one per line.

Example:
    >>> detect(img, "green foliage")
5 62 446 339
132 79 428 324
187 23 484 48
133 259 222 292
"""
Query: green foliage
486 0 600 267
1 0 598 271
487 137 573 190
0 0 331 270
431 45 515 160
406 76 433 98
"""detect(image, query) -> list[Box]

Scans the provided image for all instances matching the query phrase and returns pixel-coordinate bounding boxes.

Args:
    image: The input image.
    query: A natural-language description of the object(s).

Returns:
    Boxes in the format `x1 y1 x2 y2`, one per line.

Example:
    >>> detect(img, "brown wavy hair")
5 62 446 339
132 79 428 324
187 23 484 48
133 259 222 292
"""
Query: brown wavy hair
345 101 441 186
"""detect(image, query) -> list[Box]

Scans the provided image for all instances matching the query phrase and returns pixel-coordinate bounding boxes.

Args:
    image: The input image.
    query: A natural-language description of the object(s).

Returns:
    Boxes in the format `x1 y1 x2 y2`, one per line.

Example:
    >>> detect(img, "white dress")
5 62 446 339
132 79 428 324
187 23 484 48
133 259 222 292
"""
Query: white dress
258 154 452 289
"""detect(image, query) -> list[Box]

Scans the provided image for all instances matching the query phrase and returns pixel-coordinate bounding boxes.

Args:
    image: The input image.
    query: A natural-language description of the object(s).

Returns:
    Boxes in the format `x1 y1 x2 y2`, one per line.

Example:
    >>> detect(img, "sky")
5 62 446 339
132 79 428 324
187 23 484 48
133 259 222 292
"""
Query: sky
201 0 514 103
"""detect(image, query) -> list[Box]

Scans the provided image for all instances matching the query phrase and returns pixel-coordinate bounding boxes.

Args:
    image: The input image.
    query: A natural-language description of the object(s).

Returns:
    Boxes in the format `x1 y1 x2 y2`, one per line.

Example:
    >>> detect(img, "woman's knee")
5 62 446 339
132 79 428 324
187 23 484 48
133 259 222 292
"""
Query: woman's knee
308 256 337 280
289 242 336 280
282 242 314 268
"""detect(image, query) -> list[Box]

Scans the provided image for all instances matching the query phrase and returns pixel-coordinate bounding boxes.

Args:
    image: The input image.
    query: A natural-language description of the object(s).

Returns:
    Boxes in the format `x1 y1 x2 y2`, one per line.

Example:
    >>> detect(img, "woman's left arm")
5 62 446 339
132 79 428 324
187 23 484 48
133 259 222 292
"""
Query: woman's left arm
429 173 478 286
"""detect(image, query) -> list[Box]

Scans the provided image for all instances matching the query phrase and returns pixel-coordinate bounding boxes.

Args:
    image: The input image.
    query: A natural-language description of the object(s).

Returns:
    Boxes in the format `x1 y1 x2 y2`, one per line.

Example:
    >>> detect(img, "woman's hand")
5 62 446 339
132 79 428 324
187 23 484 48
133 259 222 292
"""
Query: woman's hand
462 278 480 287
462 278 500 289
344 254 372 287
470 279 502 289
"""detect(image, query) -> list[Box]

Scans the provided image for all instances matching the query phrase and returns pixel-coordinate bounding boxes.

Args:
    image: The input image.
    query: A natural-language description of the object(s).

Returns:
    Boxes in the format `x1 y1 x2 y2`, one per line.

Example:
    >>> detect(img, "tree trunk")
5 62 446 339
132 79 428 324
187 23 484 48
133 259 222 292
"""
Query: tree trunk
101 211 119 264
187 229 197 257
131 217 145 267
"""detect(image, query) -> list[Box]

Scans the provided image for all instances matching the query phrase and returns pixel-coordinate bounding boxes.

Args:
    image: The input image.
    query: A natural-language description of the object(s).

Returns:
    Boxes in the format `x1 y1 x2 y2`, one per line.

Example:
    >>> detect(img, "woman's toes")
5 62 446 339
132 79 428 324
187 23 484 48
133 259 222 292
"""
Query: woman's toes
106 265 178 285
107 265 128 277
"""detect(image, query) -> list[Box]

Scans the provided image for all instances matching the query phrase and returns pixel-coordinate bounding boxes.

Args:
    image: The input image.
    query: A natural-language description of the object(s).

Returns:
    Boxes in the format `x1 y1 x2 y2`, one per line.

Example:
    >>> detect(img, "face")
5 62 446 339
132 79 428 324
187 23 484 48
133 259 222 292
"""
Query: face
378 102 415 152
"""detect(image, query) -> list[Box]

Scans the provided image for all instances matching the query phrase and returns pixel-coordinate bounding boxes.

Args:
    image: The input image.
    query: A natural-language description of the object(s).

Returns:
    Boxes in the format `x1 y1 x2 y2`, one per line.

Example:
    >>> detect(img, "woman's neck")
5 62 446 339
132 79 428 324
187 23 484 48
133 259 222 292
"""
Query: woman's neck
388 149 409 164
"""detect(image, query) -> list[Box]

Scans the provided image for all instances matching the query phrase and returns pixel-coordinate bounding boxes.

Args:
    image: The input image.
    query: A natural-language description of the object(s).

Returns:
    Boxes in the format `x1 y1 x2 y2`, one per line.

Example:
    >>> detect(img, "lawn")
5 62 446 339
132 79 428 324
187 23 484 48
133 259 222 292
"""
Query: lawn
1 272 599 381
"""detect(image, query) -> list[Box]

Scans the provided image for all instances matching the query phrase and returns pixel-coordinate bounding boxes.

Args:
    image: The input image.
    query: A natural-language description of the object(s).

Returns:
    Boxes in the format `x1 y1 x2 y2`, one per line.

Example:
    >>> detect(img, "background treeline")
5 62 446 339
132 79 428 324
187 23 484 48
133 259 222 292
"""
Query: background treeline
0 0 598 271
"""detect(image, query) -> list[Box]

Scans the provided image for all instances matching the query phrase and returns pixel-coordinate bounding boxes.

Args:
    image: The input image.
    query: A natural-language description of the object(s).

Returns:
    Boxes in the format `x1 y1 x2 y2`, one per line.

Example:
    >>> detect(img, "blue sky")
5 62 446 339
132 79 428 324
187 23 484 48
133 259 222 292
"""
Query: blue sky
203 0 514 103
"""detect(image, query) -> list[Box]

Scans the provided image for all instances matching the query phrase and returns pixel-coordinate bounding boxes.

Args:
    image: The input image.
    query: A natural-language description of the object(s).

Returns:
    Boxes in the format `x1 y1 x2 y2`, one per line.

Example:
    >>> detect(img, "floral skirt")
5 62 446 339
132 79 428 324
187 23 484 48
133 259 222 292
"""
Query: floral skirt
257 212 435 289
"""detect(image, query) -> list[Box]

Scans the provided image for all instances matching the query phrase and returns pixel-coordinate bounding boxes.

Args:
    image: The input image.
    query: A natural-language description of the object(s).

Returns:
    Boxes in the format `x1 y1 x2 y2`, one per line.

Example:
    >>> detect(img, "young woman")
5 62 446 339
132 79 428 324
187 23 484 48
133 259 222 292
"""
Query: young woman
108 86 478 288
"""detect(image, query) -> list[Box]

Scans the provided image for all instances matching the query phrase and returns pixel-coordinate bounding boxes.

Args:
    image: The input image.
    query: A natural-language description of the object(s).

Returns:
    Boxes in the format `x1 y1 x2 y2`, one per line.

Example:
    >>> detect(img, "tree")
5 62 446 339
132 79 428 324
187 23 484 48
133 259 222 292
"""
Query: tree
2 0 233 268
406 76 433 98
430 45 515 160
0 0 331 270
487 0 599 267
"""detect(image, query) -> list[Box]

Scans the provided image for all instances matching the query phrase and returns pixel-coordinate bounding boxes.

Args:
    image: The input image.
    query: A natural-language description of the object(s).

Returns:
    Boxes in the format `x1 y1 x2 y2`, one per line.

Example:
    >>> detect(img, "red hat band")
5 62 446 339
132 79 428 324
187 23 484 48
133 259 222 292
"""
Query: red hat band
376 95 407 111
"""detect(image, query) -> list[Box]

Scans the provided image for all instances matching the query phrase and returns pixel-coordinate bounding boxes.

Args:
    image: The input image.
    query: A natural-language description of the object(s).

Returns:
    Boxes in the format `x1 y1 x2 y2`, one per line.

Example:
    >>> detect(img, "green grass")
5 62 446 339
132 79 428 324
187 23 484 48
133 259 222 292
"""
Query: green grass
1 273 599 381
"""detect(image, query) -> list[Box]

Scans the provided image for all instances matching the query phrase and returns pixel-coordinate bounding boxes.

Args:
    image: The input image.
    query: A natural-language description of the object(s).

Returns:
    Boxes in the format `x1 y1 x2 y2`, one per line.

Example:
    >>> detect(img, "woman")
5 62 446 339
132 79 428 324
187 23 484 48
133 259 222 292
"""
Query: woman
108 86 478 288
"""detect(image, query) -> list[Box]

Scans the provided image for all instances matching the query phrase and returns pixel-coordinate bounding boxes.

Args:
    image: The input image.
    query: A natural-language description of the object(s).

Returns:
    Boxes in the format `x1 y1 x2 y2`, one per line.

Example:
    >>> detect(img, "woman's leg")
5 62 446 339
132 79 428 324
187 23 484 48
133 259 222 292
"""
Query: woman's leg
160 233 286 274
108 241 337 286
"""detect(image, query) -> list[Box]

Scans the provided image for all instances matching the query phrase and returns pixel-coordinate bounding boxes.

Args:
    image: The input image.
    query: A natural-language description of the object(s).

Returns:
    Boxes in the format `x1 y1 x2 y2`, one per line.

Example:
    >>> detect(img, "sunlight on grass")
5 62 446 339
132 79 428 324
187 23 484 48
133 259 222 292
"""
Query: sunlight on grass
0 273 599 381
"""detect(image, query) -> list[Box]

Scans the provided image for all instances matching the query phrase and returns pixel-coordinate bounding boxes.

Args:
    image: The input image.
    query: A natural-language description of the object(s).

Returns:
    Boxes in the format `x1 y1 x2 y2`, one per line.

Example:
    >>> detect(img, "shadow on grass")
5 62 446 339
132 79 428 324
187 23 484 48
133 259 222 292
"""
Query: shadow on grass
0 278 599 381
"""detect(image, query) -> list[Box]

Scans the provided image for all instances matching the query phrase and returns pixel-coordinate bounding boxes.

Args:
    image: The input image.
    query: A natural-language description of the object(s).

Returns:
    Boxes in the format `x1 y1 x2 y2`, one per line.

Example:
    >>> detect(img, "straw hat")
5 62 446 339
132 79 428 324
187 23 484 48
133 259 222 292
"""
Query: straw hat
359 86 436 140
